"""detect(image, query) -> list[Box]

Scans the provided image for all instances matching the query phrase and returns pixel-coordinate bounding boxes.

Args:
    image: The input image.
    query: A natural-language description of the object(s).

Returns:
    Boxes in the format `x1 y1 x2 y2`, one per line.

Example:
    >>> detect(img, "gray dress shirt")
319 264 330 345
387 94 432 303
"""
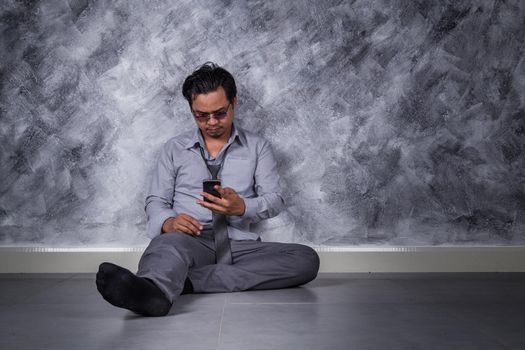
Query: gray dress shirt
145 123 285 240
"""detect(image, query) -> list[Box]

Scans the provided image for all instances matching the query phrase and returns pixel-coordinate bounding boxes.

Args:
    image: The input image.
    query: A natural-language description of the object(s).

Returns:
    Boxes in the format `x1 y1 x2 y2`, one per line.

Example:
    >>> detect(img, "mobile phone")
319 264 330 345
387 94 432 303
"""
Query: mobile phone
203 179 221 202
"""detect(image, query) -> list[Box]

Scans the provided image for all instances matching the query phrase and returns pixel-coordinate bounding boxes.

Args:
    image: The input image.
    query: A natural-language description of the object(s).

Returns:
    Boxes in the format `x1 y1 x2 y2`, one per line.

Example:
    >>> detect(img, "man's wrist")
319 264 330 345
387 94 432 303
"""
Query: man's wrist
237 199 246 216
161 217 176 233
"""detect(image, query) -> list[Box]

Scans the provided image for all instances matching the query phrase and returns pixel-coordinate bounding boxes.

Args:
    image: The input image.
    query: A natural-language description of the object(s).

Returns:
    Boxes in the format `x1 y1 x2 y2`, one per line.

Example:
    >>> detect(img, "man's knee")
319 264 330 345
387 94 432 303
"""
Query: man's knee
288 244 320 284
151 231 194 246
146 232 196 263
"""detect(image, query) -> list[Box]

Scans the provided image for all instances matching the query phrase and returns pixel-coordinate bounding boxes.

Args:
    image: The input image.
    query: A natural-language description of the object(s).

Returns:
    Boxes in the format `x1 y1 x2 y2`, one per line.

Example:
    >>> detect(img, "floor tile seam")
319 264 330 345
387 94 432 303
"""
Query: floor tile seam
0 273 77 279
215 294 228 350
12 275 77 305
10 302 107 306
223 300 525 307
70 272 96 280
228 301 320 305
404 301 525 306
223 301 399 307
9 300 524 308
448 305 525 324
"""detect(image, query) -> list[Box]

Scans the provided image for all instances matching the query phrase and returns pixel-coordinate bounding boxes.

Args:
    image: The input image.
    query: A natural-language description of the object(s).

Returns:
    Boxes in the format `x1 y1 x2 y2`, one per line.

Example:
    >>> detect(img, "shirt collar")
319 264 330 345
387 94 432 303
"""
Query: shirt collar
184 123 243 149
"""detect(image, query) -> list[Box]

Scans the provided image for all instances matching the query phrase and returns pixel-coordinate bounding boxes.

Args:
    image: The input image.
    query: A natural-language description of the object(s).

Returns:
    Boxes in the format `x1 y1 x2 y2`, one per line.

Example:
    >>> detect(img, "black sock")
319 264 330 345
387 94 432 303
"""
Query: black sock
96 262 172 317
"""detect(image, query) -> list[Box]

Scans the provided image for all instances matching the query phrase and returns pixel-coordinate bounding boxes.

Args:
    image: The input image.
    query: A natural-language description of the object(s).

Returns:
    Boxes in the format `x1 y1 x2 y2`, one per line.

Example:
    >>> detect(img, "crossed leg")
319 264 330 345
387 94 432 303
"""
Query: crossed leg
189 239 320 293
97 232 320 317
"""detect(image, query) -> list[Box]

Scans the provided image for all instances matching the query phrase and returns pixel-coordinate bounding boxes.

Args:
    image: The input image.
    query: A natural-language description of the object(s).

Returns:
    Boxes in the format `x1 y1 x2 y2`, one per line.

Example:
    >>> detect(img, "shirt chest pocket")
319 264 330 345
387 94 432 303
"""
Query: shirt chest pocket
221 156 256 193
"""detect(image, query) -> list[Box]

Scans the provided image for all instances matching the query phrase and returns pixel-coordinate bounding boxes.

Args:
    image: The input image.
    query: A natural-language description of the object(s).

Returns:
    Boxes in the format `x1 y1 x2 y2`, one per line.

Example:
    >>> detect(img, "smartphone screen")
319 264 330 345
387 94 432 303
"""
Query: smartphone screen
203 180 221 202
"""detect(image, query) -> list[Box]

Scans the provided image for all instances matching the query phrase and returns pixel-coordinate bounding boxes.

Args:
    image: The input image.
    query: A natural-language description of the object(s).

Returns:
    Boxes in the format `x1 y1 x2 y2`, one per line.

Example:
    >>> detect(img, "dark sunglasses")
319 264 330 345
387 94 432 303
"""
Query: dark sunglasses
193 103 231 122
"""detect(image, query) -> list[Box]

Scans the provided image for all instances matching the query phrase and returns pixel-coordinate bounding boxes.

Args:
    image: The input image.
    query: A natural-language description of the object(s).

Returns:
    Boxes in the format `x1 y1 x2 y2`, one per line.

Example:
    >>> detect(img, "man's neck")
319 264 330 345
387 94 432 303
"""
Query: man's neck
201 127 233 155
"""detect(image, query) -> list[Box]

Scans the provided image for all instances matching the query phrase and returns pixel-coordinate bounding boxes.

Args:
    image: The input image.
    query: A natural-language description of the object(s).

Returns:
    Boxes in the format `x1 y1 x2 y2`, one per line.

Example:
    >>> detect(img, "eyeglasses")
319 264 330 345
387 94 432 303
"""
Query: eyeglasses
192 103 231 122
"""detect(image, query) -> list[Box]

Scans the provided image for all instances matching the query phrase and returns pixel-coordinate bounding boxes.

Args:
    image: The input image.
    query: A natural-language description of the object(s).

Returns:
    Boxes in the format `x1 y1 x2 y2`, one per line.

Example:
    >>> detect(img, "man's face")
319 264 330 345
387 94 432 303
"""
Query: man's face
191 86 236 140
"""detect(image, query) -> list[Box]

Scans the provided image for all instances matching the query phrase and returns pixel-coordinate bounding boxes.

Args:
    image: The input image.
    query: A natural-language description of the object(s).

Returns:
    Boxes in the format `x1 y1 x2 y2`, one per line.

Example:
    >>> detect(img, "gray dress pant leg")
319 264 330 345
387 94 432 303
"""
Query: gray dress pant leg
136 231 320 303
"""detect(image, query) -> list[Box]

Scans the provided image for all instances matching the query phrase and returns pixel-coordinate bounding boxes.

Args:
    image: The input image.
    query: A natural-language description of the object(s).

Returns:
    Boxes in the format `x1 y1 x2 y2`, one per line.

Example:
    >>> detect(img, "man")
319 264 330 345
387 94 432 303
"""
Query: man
96 62 319 317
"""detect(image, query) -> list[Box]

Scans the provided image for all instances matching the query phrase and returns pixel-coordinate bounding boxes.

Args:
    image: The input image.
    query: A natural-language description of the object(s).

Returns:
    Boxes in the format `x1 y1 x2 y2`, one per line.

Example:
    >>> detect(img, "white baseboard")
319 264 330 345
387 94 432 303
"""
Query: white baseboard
1 246 525 273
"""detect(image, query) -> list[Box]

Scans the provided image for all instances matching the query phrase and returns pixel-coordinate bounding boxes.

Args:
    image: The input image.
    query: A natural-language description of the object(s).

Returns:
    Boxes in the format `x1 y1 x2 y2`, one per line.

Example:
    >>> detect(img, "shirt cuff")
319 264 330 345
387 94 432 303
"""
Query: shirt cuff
240 197 260 220
146 209 177 239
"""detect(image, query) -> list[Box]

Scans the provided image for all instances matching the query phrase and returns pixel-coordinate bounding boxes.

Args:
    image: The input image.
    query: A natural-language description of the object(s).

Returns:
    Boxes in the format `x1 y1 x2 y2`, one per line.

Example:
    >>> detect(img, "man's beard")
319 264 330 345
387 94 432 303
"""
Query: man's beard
206 126 224 138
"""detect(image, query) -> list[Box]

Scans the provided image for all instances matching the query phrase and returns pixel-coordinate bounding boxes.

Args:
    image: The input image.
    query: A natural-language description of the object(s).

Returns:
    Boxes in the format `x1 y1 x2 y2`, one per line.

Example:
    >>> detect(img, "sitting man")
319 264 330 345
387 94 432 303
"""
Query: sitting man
96 62 320 316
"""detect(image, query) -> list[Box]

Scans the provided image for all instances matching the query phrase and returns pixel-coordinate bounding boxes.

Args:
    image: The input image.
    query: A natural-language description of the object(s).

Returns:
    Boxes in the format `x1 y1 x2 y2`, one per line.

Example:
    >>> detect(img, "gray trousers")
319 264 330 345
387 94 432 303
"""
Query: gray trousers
136 230 320 303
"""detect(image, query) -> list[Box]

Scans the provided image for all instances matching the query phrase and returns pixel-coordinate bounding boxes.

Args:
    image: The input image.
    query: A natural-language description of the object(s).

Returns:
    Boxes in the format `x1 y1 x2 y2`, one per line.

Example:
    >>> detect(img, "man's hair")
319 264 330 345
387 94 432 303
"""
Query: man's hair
182 62 237 108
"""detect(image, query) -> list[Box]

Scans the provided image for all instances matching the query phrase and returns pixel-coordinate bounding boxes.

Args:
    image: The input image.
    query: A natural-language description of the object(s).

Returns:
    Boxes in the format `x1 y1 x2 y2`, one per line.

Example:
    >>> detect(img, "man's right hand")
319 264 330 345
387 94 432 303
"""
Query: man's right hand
162 214 203 236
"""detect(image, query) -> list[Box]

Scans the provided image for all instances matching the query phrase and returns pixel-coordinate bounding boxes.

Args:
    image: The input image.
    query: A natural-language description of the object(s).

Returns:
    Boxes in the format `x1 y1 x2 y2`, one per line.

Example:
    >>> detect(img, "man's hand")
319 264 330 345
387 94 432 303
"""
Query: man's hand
197 185 246 216
162 214 203 236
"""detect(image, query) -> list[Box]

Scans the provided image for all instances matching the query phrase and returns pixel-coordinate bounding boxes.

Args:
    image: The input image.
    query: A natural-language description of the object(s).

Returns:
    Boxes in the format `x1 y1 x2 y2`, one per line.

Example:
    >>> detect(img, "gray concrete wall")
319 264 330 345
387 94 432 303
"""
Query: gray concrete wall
1 0 524 246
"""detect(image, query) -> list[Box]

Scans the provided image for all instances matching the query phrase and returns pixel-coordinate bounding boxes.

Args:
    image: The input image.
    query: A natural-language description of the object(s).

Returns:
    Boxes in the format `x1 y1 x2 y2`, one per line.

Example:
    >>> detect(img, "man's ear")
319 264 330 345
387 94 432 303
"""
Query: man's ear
232 96 238 109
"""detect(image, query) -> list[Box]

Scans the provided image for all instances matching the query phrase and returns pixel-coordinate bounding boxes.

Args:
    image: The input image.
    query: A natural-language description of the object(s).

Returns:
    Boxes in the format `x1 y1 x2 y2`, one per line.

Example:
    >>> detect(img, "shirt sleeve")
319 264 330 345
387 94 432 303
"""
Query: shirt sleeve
240 139 285 223
144 142 178 239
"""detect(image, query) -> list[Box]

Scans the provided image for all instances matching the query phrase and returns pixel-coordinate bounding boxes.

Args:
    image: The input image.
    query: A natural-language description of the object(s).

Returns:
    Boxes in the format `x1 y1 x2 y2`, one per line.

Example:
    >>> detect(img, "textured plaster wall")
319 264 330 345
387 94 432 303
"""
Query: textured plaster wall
1 0 524 246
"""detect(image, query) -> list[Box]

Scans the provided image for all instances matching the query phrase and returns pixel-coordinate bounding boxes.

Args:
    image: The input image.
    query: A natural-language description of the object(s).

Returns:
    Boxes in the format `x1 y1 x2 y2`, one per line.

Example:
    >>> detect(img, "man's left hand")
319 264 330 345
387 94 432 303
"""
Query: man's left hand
197 185 246 216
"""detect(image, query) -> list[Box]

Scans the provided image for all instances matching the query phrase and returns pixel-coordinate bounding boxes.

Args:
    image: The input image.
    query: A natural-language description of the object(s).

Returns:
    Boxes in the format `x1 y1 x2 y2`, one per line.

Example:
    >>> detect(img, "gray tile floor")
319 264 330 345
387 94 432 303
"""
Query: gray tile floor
1 273 525 349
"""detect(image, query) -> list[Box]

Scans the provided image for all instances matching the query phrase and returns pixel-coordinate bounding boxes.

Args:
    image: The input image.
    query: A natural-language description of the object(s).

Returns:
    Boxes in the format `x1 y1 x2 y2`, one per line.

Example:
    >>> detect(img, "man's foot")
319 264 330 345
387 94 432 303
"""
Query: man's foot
96 262 172 317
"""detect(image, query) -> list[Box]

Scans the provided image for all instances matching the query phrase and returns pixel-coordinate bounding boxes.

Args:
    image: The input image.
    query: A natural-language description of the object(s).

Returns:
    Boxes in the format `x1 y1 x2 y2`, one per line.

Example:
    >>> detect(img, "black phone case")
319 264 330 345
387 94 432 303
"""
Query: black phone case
203 180 221 202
